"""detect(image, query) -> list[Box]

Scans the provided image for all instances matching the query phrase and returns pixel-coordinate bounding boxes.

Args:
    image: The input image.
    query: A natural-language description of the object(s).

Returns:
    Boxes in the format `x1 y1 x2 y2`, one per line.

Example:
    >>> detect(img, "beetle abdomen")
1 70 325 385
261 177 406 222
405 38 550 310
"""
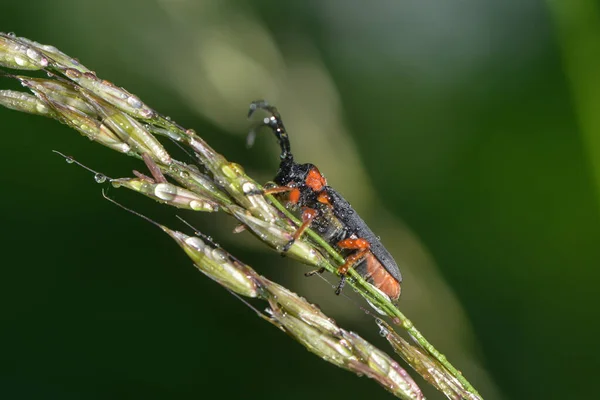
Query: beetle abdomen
326 187 403 284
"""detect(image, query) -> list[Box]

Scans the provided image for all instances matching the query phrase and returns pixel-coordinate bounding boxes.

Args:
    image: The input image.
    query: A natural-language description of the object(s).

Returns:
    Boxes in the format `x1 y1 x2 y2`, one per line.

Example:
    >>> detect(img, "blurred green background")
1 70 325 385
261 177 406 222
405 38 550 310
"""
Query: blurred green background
1 1 599 399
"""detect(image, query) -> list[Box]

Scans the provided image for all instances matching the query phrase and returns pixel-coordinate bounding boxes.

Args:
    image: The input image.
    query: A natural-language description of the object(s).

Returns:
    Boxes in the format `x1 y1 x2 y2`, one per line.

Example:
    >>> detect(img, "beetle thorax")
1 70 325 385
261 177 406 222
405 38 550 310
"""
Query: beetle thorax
275 159 315 187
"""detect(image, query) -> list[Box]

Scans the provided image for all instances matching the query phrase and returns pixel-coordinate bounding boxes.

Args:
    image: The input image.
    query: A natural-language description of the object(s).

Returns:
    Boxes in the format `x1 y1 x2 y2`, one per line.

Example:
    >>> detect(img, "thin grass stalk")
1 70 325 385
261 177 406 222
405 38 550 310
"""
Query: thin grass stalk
0 32 483 400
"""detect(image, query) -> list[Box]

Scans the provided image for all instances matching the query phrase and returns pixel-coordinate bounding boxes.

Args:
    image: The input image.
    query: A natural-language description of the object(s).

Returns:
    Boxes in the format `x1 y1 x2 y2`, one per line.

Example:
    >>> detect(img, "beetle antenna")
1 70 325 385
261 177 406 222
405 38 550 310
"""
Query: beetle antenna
247 100 293 161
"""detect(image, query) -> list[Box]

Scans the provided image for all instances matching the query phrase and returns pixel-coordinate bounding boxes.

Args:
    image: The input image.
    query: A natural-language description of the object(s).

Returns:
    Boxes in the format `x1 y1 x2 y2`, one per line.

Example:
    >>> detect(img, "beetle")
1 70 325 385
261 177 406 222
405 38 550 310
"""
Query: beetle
248 100 402 300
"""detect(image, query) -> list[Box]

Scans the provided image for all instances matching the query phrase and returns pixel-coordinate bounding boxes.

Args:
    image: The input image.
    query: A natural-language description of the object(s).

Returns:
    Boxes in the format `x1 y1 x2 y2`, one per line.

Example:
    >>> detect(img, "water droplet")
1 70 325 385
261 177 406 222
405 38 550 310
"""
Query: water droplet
13 56 26 66
7 32 16 37
154 183 177 201
140 109 154 119
83 72 98 81
65 156 74 164
242 182 255 194
189 200 203 211
65 68 82 79
94 173 107 183
230 163 245 174
212 249 227 261
42 45 58 52
127 96 142 108
165 116 172 121
185 236 205 251
179 171 190 179
185 129 196 135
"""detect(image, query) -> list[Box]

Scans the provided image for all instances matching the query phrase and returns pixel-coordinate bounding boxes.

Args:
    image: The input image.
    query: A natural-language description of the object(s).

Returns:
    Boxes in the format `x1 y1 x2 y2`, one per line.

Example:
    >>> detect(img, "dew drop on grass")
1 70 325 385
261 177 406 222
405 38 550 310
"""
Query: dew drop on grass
65 156 74 164
212 249 227 262
94 173 107 183
127 96 142 108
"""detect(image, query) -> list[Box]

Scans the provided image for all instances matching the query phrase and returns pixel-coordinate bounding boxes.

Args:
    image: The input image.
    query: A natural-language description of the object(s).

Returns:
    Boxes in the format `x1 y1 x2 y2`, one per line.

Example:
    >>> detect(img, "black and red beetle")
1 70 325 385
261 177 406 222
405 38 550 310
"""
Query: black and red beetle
248 100 402 300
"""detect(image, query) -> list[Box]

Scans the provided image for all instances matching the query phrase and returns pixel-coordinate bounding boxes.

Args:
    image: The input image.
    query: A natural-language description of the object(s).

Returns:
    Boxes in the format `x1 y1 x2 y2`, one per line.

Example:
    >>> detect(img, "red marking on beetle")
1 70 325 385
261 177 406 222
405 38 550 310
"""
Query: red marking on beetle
365 252 401 300
338 238 370 250
289 188 301 204
292 208 319 241
317 191 331 205
305 167 326 191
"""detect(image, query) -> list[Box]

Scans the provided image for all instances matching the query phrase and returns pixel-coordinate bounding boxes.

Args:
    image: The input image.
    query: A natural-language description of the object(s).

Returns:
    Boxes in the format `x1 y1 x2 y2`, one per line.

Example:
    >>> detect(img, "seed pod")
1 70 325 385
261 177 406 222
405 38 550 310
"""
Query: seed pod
0 90 54 117
112 178 219 212
0 34 49 70
166 228 259 298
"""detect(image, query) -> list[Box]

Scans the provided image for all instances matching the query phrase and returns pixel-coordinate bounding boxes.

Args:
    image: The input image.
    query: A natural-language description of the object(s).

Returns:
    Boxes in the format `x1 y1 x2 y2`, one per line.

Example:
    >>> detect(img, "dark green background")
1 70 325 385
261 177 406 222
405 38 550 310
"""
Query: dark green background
1 1 599 399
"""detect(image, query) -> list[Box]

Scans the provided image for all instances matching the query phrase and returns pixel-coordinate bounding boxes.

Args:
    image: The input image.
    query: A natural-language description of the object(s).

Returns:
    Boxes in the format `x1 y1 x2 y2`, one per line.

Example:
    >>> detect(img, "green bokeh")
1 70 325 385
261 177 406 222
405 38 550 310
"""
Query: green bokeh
1 1 599 399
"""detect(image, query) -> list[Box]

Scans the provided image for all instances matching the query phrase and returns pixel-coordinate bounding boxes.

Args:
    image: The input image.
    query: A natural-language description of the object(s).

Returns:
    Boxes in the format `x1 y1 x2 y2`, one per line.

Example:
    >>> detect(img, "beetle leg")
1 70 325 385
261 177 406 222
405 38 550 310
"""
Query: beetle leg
330 238 372 296
304 267 326 277
335 275 347 295
283 207 319 252
245 185 289 196
304 267 348 298
245 185 301 206
336 238 371 274
262 186 295 195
